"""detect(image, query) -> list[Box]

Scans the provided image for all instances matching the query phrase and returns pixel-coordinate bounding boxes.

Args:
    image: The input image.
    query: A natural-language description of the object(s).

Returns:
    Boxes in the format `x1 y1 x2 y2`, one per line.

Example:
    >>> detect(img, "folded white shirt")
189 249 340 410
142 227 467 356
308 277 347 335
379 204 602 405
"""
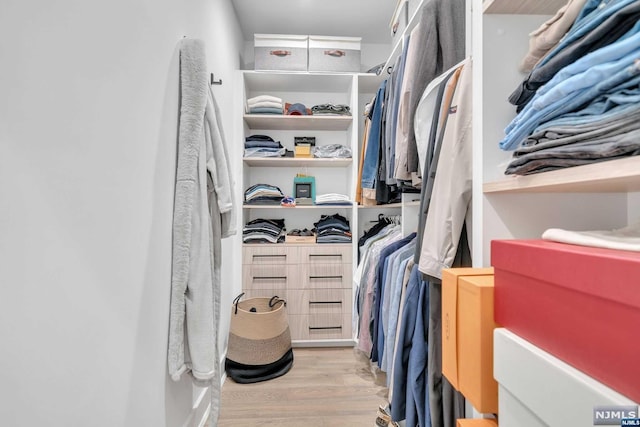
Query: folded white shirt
247 95 283 105
315 193 352 203
542 220 640 252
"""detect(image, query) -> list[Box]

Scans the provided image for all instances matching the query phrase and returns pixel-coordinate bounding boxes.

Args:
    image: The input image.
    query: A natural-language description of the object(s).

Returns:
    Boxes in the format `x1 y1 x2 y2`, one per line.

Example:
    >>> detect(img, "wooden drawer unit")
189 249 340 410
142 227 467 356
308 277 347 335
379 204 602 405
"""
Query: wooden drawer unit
300 263 352 289
242 264 297 291
287 289 351 315
299 244 352 265
242 243 353 343
289 312 352 340
243 245 297 265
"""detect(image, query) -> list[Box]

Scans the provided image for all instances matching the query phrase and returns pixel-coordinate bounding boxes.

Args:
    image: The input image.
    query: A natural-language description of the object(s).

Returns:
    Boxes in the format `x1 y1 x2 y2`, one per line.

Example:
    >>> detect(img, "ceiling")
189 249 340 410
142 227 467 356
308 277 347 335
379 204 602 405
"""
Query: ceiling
231 0 397 44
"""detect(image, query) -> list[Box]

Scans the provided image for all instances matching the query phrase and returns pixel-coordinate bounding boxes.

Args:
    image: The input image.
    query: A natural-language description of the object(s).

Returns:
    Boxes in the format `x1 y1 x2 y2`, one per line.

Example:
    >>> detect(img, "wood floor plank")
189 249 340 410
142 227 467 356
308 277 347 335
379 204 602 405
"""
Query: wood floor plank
218 347 388 426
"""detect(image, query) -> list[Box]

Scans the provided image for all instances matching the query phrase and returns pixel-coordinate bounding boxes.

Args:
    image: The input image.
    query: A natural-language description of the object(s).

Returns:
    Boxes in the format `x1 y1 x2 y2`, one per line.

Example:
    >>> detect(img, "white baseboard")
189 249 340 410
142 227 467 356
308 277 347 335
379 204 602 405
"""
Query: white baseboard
192 355 228 427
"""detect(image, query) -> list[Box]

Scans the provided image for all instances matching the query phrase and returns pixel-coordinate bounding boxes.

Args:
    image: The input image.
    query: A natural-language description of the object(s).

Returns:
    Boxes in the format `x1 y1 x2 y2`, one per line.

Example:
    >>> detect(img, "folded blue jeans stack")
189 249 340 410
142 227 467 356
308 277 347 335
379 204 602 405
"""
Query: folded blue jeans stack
499 2 640 175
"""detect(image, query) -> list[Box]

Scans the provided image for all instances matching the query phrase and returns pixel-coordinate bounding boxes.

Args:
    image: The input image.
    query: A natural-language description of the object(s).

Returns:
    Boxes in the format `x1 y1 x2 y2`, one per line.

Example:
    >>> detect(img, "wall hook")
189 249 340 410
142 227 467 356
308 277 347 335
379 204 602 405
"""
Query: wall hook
210 73 222 85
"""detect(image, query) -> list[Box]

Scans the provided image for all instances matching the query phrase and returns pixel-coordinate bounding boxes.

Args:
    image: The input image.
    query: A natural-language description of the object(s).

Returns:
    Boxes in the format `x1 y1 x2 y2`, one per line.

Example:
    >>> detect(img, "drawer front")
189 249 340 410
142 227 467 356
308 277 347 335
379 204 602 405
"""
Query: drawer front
288 313 352 340
243 264 297 290
243 245 297 265
287 289 351 315
300 263 352 289
300 245 352 264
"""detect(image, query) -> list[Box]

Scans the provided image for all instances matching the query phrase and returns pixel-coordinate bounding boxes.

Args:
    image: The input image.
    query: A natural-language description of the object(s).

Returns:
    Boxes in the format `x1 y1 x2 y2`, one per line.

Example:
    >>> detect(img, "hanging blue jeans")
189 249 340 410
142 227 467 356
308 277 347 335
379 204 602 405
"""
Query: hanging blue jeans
362 80 387 189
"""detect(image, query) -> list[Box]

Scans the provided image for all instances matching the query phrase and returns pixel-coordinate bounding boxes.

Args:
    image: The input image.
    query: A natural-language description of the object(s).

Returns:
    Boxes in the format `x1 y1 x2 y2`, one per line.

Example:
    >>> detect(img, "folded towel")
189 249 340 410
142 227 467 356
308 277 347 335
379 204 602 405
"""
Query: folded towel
247 95 283 105
245 101 284 112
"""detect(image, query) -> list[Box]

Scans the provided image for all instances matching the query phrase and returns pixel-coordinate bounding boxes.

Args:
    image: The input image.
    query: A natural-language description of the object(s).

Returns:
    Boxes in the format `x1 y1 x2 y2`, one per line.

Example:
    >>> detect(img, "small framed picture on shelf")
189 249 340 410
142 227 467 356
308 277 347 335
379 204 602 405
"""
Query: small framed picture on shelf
293 175 315 205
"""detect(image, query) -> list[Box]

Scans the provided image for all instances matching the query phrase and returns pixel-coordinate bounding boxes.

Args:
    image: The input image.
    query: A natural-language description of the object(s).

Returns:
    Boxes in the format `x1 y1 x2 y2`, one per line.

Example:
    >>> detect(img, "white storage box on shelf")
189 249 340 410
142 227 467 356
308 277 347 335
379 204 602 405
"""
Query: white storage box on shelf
390 0 408 42
308 36 361 73
254 34 308 72
494 328 639 427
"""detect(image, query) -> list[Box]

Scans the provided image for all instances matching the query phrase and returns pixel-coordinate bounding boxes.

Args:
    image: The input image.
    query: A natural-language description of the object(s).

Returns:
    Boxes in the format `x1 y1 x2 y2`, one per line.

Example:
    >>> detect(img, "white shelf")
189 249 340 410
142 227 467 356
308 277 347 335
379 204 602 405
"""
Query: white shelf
243 157 352 167
243 204 352 209
243 71 354 93
483 0 566 15
483 156 640 194
358 202 403 209
243 114 353 131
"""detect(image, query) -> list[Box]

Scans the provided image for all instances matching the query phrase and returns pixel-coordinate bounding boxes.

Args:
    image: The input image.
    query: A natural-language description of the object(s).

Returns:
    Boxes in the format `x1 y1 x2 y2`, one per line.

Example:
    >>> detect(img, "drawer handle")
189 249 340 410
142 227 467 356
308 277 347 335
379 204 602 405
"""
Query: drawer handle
253 276 287 280
309 326 342 330
270 50 291 57
324 50 345 57
309 254 342 258
309 301 342 305
309 275 342 280
253 254 286 260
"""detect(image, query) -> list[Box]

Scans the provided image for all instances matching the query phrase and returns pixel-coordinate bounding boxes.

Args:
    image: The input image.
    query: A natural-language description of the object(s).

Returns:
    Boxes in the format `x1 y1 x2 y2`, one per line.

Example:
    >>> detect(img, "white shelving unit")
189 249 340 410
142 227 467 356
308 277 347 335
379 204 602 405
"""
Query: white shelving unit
237 70 364 346
472 3 640 420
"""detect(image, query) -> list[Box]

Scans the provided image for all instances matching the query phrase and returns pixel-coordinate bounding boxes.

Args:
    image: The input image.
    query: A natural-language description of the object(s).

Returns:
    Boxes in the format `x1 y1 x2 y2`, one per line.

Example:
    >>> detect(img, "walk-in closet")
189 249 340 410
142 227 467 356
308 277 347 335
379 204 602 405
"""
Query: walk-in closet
3 0 639 426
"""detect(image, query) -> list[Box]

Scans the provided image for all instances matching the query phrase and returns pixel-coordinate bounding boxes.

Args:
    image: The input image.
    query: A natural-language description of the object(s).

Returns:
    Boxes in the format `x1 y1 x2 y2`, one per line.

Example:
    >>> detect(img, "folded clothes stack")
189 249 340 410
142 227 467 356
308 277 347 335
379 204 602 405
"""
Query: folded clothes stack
312 144 352 158
314 213 352 243
244 134 286 158
311 104 351 116
285 102 312 115
501 13 640 175
246 95 284 115
315 193 352 205
244 183 285 205
243 218 286 244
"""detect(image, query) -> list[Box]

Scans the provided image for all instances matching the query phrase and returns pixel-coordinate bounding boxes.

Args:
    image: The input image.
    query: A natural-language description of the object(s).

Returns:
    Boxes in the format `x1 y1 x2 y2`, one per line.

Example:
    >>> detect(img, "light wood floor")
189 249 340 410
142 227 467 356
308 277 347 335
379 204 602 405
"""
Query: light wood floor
217 347 389 427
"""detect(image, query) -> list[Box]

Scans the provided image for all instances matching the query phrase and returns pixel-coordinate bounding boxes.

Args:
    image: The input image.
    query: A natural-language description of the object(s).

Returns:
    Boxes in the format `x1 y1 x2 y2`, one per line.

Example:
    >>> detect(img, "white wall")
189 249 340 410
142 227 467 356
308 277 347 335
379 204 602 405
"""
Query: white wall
0 0 243 426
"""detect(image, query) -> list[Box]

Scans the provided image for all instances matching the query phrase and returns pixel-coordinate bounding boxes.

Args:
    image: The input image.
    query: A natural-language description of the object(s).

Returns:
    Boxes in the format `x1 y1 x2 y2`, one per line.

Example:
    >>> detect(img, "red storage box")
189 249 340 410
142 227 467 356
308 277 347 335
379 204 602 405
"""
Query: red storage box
491 239 640 403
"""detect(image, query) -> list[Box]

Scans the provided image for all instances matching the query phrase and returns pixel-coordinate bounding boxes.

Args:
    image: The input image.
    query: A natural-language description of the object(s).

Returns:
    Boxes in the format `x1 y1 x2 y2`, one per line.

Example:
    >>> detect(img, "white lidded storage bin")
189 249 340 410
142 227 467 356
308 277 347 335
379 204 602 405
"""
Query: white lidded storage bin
308 36 361 73
254 34 308 72
390 0 408 41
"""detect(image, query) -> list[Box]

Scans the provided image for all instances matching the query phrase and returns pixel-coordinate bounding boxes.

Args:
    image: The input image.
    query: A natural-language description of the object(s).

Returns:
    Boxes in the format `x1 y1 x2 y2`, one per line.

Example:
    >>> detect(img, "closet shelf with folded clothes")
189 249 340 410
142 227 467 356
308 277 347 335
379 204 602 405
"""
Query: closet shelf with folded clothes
483 156 640 194
243 158 352 167
243 114 353 131
483 0 568 15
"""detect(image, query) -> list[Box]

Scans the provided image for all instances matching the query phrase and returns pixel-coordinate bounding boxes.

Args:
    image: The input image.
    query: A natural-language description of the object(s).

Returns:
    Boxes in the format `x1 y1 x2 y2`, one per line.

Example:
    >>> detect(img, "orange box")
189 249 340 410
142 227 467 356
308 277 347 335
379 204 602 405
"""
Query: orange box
442 267 493 389
459 275 499 414
456 419 498 427
442 268 498 414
